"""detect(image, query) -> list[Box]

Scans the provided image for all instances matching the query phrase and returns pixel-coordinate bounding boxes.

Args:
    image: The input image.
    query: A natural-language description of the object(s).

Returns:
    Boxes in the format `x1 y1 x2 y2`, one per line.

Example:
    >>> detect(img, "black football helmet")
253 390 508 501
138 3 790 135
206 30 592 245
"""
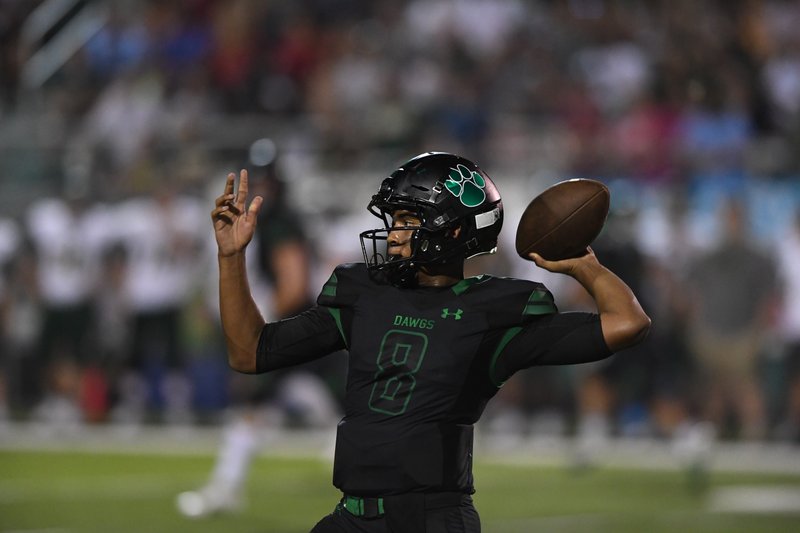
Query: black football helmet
360 152 503 286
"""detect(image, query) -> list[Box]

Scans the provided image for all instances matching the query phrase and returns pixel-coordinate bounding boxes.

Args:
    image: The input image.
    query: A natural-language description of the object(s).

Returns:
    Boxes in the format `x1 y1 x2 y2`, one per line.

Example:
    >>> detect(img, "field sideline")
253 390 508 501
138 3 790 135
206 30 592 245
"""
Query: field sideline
1 424 800 532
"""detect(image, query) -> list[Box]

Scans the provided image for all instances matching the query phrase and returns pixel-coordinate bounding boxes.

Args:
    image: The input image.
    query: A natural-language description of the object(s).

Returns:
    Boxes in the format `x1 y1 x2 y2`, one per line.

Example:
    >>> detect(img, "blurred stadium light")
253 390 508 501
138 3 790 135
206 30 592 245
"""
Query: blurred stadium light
19 0 109 90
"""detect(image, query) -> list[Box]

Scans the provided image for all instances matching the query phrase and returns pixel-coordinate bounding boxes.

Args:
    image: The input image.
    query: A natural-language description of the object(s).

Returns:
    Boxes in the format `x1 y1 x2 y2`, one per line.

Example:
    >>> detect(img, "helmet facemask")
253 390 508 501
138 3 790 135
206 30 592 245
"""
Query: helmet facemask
360 199 468 287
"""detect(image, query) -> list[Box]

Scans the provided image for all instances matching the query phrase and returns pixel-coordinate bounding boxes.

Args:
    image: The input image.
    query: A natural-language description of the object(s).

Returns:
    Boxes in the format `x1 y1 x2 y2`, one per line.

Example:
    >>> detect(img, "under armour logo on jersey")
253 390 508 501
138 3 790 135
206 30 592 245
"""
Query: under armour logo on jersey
441 308 463 320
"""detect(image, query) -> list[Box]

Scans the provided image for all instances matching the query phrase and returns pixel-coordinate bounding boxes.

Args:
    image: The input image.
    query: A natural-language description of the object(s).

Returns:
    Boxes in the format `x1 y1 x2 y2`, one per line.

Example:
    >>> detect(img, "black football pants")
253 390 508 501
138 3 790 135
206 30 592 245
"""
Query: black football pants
309 495 480 533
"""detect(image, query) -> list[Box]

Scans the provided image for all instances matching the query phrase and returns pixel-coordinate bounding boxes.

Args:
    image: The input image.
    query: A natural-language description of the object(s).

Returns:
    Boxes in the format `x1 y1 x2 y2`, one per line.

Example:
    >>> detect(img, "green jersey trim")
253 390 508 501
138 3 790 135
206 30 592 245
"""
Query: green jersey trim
322 272 338 297
523 287 557 316
327 307 347 348
451 274 491 296
489 326 523 387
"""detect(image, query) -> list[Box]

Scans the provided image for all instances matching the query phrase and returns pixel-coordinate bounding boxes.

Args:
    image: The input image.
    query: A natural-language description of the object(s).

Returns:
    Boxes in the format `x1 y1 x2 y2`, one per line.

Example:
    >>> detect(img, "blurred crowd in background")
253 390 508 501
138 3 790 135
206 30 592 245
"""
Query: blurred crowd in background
0 0 799 447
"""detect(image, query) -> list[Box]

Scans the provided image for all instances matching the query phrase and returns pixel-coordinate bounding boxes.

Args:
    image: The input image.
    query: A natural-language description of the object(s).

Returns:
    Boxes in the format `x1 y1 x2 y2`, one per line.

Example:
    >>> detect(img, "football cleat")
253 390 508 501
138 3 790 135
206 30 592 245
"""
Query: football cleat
176 482 243 518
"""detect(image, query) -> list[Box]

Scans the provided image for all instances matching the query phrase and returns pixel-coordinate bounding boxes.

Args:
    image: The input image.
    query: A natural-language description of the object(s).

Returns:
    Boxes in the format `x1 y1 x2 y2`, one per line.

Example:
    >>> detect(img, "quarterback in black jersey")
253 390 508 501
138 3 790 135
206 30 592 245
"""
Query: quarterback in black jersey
211 153 651 533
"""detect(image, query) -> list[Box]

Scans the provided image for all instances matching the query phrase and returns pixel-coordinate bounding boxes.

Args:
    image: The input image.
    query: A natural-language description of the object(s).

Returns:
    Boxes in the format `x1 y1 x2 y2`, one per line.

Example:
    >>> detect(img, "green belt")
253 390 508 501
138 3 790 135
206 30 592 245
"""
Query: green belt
342 495 385 518
342 492 467 519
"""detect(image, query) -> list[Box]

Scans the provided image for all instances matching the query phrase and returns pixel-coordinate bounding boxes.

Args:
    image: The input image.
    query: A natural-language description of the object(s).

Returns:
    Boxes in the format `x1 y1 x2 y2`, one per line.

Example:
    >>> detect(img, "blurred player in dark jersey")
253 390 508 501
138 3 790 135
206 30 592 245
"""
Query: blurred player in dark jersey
210 152 650 532
177 139 343 518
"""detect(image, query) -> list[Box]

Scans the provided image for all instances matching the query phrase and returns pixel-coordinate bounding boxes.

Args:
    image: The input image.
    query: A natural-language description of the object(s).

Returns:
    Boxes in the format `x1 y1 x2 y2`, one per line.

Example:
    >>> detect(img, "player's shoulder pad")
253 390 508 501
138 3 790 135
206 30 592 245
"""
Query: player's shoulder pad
317 263 370 308
461 276 557 326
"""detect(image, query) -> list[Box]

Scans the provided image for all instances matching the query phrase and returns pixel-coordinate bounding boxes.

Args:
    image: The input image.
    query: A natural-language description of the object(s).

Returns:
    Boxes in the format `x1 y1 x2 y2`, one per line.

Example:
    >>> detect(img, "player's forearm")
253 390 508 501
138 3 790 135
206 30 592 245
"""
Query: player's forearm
218 252 265 373
571 260 651 352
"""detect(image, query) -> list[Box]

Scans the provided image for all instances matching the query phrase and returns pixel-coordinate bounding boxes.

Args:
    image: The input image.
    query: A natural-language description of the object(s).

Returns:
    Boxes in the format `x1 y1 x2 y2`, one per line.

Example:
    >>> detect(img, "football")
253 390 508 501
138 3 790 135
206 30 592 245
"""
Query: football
515 178 610 261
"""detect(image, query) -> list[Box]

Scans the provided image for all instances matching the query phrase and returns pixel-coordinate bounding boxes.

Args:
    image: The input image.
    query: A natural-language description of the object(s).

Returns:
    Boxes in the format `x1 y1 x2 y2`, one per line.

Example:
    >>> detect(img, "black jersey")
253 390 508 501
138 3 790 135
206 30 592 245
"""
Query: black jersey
256 263 611 496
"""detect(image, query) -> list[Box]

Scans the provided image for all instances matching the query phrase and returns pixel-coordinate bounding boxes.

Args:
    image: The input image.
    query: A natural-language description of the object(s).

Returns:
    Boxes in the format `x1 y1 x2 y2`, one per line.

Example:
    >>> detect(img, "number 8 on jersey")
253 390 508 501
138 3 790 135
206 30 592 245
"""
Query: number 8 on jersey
368 330 429 416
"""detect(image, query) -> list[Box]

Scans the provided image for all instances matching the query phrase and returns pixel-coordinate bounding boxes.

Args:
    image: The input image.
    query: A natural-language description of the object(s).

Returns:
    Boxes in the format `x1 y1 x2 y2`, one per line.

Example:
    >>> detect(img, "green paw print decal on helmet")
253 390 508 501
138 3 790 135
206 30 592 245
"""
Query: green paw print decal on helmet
445 164 486 207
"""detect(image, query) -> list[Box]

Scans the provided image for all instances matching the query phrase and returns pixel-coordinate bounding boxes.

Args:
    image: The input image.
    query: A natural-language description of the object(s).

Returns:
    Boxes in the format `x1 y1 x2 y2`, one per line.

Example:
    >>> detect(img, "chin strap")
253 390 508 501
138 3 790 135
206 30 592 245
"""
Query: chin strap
383 257 419 288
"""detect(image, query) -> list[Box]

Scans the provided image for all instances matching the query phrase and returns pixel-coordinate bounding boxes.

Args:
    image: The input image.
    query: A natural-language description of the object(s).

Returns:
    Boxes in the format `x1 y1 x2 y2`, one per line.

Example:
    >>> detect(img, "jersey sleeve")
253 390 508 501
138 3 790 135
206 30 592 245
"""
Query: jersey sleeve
316 263 367 307
255 306 346 373
480 278 558 329
488 312 612 386
316 263 372 349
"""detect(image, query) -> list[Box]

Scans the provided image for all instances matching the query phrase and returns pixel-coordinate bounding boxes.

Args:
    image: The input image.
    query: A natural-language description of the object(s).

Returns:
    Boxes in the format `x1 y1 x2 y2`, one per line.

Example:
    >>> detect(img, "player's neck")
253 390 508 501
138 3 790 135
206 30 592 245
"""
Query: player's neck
417 263 463 288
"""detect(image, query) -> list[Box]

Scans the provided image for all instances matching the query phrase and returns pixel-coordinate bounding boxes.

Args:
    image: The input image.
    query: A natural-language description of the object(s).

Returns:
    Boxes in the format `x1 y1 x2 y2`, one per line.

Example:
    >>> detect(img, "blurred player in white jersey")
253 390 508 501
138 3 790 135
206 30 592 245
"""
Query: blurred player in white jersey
25 190 112 428
113 179 207 424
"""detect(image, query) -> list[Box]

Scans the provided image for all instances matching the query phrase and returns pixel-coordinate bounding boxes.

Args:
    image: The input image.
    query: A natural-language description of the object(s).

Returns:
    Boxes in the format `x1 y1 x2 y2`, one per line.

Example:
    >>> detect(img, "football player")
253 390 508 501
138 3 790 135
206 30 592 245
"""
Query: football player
211 152 650 532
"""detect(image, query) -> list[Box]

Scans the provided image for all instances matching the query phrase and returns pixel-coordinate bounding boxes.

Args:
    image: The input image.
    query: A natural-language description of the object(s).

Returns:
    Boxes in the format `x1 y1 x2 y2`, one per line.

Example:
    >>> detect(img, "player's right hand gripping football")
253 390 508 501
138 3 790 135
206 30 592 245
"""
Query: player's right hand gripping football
212 170 263 257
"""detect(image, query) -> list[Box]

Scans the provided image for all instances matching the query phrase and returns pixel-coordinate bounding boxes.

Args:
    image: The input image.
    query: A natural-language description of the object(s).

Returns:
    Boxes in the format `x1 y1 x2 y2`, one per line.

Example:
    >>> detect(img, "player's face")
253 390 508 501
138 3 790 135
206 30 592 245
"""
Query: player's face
387 210 422 259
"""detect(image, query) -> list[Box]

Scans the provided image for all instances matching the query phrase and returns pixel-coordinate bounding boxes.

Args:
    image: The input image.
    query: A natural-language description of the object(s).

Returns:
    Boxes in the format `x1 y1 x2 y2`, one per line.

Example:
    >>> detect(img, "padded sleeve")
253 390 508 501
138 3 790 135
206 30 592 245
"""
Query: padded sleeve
317 263 364 309
488 312 612 386
470 277 558 330
255 306 346 373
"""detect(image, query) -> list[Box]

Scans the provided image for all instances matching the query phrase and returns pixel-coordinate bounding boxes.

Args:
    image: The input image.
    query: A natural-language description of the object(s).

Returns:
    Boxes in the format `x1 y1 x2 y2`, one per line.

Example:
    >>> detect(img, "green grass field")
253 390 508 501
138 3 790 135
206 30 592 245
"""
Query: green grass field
1 449 800 532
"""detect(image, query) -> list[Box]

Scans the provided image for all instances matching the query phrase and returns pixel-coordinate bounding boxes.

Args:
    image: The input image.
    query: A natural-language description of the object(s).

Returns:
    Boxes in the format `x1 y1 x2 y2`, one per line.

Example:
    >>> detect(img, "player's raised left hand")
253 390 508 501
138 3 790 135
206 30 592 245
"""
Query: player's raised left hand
211 169 263 257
